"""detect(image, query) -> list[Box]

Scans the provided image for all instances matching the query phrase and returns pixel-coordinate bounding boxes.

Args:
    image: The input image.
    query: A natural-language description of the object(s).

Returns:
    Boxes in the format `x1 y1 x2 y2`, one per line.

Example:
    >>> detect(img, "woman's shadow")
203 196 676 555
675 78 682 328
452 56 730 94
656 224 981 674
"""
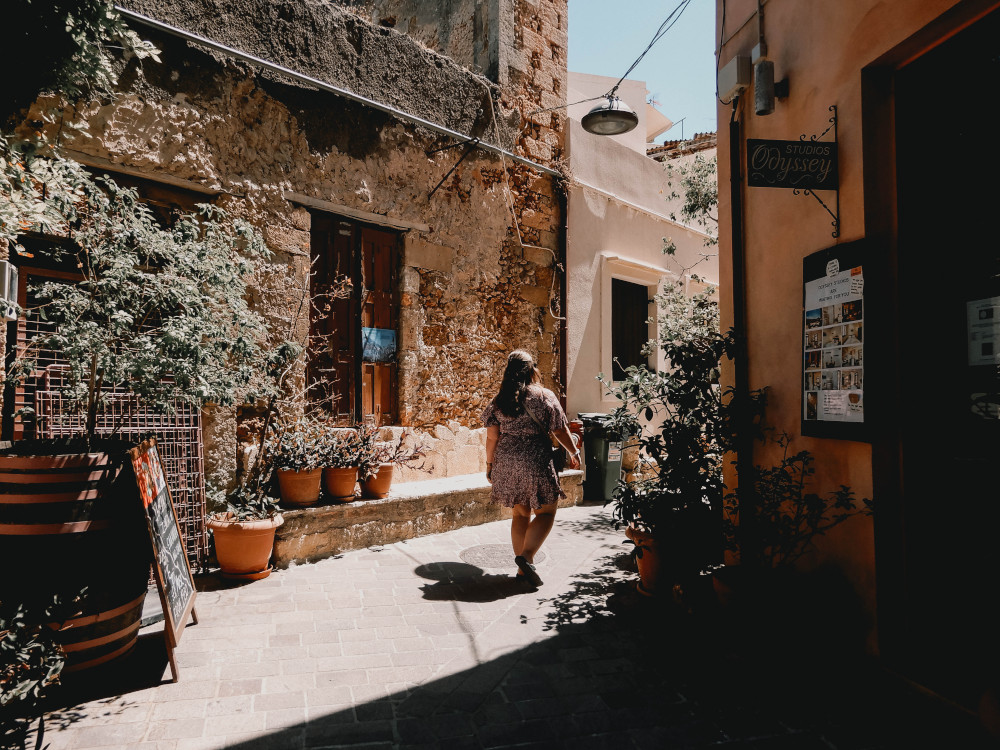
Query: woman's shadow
414 562 534 602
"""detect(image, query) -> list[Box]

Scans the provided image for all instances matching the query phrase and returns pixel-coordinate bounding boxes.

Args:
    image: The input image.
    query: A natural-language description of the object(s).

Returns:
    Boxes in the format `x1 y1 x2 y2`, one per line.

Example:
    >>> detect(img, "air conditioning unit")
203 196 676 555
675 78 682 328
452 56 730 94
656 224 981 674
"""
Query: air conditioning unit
0 260 19 321
718 55 752 101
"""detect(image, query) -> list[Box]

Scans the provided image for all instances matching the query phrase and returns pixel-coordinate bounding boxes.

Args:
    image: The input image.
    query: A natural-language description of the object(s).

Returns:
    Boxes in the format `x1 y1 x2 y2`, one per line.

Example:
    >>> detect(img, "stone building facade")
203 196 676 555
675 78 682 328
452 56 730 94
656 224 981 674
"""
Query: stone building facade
14 0 568 492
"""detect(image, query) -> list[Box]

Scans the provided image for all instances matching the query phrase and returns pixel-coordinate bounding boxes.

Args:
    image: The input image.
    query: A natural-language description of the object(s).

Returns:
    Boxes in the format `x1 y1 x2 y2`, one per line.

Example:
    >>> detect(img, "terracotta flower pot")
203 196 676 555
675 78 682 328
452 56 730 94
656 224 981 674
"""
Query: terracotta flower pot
208 513 283 580
625 526 660 596
276 467 322 507
323 466 359 500
361 463 394 499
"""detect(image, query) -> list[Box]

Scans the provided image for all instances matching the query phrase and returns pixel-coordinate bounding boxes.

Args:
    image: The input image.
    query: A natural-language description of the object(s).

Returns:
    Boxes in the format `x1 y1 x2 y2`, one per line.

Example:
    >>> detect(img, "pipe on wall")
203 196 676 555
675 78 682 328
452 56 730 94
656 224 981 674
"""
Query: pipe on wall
728 96 758 564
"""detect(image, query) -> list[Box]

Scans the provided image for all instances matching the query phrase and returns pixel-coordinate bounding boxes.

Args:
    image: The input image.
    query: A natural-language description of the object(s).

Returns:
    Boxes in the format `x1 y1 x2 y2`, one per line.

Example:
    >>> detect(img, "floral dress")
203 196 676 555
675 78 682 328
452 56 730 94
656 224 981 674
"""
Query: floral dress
481 385 569 509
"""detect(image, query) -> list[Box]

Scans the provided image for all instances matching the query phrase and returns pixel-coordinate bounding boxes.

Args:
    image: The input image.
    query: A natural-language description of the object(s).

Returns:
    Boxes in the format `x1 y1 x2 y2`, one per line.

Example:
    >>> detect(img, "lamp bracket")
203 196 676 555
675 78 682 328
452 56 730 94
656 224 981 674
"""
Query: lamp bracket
795 105 839 238
428 138 480 200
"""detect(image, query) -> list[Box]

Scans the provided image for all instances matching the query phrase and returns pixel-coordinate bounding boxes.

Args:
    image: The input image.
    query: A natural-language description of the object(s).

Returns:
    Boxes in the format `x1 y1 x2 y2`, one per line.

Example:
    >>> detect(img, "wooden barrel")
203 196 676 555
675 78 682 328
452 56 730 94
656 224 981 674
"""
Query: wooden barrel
0 444 122 535
0 440 149 674
55 584 148 672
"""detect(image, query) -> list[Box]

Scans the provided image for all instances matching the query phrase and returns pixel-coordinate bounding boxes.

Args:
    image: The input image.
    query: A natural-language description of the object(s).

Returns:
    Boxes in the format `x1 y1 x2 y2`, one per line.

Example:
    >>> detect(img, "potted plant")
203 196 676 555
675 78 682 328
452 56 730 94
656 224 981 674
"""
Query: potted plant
267 416 326 507
715 432 873 614
1 138 278 665
206 483 283 581
0 592 83 747
358 429 429 499
602 283 764 599
320 426 364 500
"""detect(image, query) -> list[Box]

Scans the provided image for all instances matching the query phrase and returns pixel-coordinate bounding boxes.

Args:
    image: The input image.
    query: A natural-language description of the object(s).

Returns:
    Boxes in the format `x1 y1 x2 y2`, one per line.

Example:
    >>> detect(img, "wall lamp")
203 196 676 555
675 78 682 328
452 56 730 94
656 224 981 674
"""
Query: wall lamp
581 95 639 135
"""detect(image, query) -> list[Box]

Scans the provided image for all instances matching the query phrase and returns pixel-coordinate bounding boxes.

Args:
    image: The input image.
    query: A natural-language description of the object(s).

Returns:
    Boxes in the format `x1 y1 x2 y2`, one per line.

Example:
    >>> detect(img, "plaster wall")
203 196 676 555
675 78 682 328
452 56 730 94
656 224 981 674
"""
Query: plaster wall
566 73 649 154
565 115 718 419
715 0 971 643
338 0 505 82
24 0 568 494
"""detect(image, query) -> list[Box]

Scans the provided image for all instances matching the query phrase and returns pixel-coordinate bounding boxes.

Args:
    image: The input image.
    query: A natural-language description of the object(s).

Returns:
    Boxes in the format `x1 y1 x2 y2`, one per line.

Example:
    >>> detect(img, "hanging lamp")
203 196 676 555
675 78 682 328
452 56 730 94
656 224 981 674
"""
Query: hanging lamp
581 95 639 136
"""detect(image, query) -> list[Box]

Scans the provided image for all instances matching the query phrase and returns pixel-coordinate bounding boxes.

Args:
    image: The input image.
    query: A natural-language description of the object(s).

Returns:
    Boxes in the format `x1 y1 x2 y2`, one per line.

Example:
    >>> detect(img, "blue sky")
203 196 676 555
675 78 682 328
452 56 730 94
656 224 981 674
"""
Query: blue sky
567 0 718 143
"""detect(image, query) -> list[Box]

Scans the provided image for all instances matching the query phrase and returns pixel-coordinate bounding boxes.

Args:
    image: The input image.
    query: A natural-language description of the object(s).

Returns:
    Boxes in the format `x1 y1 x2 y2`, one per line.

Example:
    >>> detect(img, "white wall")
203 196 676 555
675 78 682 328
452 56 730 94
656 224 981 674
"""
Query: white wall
565 114 718 421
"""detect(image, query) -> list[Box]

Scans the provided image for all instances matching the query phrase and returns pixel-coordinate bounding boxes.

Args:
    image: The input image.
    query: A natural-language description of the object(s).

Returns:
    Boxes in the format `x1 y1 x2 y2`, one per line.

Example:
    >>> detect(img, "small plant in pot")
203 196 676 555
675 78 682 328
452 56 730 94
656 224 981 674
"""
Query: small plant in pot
267 416 326 507
206 482 283 582
716 431 873 649
320 426 364 501
358 429 430 499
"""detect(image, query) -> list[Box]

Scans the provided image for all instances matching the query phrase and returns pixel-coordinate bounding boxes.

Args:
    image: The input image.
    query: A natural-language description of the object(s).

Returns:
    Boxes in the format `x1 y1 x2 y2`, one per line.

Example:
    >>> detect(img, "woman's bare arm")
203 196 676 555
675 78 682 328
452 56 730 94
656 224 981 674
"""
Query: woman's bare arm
551 425 580 470
486 425 500 482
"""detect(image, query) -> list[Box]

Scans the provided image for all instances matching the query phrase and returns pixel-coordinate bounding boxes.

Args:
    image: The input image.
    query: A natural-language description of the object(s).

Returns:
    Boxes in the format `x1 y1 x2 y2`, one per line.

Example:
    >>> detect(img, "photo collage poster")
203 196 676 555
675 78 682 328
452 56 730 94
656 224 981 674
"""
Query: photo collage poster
804 259 864 424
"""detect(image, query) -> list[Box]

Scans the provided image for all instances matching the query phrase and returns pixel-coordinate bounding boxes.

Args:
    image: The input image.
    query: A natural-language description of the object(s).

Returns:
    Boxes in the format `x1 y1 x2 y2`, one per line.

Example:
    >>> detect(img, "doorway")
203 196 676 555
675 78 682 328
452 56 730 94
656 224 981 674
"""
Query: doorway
889 5 1000 707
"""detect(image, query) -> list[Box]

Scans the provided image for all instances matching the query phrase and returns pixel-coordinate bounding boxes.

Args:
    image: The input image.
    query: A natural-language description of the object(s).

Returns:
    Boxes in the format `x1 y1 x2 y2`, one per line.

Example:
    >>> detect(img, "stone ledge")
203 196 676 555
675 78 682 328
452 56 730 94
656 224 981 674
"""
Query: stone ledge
273 470 583 568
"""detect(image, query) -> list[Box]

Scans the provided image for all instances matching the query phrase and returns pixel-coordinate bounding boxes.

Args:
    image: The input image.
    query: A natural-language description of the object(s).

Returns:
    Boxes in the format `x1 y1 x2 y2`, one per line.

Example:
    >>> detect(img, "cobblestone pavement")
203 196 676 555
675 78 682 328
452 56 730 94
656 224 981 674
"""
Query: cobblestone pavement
28 502 995 749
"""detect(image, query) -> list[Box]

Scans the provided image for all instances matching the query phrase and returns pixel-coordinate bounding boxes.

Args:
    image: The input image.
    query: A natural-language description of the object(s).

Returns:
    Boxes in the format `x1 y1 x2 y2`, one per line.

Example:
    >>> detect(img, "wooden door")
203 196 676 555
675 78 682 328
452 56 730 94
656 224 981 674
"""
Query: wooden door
309 215 356 420
309 217 399 424
359 227 398 425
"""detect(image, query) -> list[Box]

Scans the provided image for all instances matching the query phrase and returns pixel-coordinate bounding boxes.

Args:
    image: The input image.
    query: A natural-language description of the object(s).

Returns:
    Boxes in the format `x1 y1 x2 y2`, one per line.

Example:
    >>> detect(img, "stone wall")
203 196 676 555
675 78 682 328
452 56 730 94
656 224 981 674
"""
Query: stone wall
273 469 583 567
15 0 568 491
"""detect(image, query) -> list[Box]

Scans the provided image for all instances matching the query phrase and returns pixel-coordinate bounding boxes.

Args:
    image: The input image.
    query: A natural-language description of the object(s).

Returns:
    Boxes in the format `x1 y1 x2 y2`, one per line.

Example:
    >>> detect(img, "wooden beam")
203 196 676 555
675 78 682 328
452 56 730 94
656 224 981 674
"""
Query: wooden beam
284 192 430 233
64 151 224 196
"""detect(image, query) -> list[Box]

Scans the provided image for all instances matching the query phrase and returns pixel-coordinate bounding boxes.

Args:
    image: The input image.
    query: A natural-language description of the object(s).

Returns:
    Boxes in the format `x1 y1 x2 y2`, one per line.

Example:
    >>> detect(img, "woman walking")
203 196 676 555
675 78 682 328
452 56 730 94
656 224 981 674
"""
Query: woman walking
482 350 580 586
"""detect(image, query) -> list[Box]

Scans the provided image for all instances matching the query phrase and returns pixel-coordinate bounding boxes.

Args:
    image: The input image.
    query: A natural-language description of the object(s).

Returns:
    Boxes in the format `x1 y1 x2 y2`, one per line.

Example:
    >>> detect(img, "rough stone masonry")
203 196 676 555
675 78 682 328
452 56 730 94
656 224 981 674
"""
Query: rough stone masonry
18 0 569 494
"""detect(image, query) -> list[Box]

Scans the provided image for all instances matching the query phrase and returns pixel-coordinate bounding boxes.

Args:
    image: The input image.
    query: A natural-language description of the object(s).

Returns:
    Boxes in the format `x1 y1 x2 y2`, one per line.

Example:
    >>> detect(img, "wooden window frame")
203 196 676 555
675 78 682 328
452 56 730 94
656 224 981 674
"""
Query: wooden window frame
308 213 401 425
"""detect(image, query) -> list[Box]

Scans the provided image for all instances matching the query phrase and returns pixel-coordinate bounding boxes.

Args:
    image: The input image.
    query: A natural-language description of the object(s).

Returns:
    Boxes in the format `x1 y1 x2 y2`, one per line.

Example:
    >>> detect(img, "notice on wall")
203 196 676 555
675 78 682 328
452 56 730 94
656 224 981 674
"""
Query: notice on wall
967 296 1000 366
803 242 865 438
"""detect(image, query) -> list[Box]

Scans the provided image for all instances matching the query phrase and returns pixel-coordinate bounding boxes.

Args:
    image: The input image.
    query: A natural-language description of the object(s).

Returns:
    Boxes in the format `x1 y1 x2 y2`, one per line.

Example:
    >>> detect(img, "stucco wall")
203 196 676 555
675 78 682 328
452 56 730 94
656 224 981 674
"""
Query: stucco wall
715 0 969 643
19 0 568 494
338 0 504 82
565 111 718 419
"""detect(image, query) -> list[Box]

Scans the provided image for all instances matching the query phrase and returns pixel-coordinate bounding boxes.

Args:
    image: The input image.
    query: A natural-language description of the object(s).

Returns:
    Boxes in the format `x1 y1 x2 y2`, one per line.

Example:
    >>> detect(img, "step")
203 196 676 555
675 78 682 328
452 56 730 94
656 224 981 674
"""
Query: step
272 470 584 568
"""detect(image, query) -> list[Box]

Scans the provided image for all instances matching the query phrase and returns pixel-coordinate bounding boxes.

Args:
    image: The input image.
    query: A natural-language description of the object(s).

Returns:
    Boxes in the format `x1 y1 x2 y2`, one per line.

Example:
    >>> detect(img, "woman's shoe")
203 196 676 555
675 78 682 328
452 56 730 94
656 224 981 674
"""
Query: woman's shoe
515 555 543 587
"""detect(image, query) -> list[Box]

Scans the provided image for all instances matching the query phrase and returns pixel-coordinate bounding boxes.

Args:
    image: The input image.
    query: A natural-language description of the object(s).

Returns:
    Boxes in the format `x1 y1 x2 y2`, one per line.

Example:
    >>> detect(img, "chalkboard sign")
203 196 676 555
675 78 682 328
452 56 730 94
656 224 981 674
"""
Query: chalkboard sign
129 438 196 660
747 139 838 191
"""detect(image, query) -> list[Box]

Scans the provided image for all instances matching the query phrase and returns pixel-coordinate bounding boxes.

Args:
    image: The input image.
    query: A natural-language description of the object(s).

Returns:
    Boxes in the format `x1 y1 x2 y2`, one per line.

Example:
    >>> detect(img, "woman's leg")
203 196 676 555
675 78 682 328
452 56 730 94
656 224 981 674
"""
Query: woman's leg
510 504 531 557
520 503 557 563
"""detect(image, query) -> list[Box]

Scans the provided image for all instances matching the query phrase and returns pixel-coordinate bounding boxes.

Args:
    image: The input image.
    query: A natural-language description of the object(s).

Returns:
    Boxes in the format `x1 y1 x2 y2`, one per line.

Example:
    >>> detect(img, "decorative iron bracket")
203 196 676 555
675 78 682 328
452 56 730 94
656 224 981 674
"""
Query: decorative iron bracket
793 106 839 238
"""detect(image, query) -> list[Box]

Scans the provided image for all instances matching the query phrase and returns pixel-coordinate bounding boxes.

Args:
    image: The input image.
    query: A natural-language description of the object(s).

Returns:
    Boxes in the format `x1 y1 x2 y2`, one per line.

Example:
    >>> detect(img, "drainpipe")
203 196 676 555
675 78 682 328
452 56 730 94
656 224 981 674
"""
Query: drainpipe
728 97 758 566
558 185 569 413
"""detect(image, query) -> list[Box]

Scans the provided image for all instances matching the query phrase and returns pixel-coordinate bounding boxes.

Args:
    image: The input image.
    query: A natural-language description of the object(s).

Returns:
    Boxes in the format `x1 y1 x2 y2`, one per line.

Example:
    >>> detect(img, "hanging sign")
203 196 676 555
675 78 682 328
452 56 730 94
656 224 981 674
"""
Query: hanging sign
129 437 197 681
747 139 838 190
802 240 868 441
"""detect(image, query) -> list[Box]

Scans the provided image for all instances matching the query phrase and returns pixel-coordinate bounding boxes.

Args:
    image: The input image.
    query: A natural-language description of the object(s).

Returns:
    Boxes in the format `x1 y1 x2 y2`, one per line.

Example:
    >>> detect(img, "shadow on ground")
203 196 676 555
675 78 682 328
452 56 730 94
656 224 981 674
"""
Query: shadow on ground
28 549 998 750
414 562 537 603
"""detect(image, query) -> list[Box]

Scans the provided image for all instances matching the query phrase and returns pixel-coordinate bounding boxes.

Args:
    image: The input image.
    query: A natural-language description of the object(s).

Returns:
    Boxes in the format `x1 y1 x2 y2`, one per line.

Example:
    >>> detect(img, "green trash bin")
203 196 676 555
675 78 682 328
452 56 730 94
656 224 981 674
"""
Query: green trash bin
578 413 623 502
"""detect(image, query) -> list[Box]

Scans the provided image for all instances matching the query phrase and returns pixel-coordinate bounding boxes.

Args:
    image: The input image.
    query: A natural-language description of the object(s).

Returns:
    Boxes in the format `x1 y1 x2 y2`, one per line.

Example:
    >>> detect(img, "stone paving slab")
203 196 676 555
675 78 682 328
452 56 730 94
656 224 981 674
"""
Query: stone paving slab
23 503 997 749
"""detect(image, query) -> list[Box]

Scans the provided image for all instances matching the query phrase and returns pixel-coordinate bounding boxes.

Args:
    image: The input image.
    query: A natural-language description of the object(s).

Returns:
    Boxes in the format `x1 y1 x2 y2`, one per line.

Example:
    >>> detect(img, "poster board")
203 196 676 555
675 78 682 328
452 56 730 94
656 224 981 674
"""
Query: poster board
802 240 868 441
129 438 197 679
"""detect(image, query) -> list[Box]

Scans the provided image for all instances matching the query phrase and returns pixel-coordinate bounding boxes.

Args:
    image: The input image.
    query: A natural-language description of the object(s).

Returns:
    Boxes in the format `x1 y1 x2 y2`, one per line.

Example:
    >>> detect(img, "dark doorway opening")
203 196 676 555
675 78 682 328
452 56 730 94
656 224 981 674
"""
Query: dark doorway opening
891 5 1000 708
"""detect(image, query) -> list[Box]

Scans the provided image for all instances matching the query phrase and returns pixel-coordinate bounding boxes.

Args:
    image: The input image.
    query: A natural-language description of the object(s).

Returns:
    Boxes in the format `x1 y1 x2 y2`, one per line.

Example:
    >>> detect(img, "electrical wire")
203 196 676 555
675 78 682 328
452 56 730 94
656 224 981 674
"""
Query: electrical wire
717 0 733 104
482 84 566 322
527 0 695 118
608 0 693 97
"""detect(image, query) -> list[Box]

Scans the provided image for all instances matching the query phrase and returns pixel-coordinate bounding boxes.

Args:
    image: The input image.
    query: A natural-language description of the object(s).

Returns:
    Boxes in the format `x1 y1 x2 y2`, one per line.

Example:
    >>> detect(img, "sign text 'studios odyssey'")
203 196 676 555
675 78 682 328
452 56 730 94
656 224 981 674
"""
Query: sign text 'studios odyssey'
747 139 839 190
